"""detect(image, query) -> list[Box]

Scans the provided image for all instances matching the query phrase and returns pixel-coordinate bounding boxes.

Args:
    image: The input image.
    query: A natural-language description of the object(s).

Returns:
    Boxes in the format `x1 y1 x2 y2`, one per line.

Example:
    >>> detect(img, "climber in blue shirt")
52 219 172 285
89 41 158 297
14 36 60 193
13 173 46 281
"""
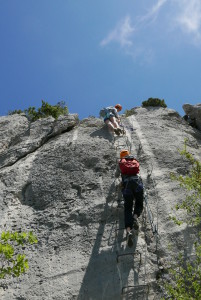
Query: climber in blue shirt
99 104 122 135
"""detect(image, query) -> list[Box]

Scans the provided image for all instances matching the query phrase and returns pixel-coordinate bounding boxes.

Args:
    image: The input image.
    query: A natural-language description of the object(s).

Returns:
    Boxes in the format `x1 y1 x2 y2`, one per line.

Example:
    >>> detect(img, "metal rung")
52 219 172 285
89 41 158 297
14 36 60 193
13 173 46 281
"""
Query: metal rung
115 226 125 232
114 137 129 142
116 250 141 264
117 202 124 208
122 284 149 295
114 136 125 140
113 227 126 242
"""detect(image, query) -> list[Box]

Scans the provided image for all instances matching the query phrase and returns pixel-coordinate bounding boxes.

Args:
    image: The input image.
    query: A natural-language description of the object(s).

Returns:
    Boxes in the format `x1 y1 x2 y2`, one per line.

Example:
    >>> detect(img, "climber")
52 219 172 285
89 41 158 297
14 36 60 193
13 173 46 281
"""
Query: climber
118 149 144 248
99 104 123 135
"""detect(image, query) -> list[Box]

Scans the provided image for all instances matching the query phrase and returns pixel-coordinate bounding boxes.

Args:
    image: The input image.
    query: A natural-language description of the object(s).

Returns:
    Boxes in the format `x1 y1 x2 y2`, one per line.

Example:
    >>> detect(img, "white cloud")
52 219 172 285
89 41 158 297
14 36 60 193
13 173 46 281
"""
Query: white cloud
100 16 135 47
100 1 167 63
100 0 201 63
174 0 201 42
100 0 167 48
139 0 167 23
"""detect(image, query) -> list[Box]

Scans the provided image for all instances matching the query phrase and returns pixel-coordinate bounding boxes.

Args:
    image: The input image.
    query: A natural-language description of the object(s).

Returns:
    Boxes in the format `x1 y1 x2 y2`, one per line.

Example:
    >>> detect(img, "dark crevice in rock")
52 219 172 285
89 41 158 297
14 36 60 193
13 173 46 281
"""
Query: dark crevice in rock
21 182 35 207
0 124 76 170
48 123 77 138
21 182 51 210
8 124 31 148
71 183 83 198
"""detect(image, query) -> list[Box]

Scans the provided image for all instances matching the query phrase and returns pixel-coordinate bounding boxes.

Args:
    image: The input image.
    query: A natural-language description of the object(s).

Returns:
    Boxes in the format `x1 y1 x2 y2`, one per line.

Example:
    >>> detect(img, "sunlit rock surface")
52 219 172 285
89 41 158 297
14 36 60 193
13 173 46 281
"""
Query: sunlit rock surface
0 108 201 299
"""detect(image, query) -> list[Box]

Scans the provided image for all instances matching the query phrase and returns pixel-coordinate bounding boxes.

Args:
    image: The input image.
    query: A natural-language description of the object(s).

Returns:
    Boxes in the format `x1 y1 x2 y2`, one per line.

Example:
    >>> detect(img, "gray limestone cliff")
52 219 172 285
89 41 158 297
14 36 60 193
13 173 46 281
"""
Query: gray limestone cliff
183 103 201 130
0 108 201 299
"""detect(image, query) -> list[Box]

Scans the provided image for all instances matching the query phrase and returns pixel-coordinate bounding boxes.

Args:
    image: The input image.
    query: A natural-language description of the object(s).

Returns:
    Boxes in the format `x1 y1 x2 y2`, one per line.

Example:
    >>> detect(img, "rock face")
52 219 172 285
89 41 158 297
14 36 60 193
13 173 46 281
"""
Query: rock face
0 109 201 299
183 103 201 130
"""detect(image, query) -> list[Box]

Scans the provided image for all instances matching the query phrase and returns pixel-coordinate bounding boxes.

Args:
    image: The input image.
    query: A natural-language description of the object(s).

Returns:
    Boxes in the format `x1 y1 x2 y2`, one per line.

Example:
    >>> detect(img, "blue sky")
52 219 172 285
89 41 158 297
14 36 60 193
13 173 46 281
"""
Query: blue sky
0 0 201 119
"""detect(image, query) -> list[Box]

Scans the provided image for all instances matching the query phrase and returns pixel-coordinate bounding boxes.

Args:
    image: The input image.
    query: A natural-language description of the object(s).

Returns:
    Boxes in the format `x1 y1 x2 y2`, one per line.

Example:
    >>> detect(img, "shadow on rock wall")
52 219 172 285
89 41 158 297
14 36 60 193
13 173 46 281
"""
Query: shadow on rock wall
77 181 142 300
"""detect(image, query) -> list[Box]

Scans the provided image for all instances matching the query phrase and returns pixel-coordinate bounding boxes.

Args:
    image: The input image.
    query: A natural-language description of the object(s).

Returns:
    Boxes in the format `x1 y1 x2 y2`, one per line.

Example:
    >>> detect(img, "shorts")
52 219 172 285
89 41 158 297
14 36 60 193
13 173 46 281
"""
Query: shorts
104 112 115 122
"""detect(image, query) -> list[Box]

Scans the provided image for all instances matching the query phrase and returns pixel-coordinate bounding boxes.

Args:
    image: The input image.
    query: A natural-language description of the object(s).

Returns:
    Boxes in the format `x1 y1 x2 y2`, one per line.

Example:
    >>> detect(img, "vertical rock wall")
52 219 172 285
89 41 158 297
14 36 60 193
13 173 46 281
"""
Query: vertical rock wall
0 109 201 299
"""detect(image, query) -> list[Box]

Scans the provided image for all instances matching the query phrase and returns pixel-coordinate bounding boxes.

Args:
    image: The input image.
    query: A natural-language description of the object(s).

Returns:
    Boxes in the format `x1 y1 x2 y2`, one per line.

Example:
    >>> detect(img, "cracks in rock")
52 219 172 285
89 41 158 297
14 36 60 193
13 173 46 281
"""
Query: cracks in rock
8 124 31 148
0 124 76 170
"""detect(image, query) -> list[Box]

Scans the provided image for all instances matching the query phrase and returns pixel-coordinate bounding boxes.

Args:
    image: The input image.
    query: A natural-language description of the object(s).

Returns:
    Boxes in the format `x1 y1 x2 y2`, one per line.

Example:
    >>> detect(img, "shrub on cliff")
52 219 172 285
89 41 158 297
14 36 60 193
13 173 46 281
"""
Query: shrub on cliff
9 100 69 122
170 139 201 226
124 108 136 117
162 140 201 299
142 98 167 108
0 231 38 279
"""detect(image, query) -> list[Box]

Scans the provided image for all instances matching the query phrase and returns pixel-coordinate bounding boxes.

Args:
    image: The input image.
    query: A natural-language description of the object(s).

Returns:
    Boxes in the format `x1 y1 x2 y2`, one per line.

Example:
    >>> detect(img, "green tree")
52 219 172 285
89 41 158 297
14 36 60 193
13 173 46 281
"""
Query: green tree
162 140 201 299
0 231 38 279
8 109 24 115
142 98 167 108
9 100 69 122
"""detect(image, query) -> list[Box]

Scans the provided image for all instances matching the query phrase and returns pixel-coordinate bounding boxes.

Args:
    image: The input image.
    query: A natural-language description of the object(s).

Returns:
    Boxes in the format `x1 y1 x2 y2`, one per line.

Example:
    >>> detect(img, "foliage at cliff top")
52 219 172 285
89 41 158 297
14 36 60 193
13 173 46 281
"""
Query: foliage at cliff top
142 98 167 108
124 98 167 117
124 108 136 117
0 231 38 279
8 100 69 122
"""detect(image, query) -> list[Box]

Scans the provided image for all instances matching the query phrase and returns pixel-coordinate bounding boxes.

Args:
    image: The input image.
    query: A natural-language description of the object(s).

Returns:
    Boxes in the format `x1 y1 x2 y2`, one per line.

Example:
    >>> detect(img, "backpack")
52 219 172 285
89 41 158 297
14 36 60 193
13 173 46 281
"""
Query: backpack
99 107 108 118
119 156 140 175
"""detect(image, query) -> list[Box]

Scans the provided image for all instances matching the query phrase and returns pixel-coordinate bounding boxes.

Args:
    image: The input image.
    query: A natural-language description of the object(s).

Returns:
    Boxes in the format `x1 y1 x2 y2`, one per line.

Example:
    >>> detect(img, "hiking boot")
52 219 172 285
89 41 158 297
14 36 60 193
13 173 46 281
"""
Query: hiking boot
126 231 133 248
133 218 139 230
114 128 120 136
117 128 123 135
